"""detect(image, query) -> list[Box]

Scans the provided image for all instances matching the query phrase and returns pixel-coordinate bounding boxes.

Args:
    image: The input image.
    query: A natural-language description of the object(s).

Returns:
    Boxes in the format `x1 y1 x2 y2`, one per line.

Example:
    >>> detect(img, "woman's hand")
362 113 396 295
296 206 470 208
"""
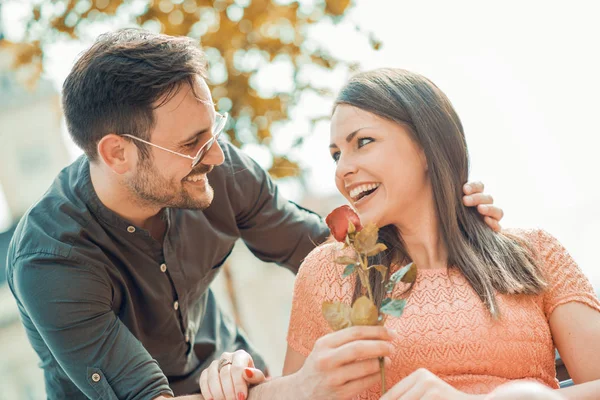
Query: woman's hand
463 181 504 232
488 381 566 400
292 325 396 400
380 368 477 400
199 350 266 400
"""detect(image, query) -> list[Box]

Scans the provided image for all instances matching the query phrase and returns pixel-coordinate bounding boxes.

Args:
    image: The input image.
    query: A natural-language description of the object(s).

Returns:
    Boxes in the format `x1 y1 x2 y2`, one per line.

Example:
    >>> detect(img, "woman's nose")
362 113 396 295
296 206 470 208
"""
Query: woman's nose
336 154 358 178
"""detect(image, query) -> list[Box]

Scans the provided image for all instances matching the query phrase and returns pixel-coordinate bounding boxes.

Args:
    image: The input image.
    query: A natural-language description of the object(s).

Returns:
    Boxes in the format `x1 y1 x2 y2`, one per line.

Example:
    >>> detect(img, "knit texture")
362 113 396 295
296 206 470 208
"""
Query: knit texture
287 229 600 398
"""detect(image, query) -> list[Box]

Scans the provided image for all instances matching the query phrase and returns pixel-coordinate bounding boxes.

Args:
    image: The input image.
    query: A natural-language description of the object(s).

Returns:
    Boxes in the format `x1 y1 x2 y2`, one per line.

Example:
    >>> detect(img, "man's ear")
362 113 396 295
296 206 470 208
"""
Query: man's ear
97 134 136 174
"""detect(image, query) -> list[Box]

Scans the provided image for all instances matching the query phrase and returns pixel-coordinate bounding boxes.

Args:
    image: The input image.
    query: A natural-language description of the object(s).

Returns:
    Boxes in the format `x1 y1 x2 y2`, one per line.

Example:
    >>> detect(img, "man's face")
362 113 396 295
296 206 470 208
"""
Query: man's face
125 76 224 210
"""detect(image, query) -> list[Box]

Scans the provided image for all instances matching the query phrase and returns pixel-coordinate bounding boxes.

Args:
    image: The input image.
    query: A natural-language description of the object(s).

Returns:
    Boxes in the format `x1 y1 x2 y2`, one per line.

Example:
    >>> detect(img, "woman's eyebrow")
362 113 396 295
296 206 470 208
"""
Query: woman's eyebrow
329 127 371 148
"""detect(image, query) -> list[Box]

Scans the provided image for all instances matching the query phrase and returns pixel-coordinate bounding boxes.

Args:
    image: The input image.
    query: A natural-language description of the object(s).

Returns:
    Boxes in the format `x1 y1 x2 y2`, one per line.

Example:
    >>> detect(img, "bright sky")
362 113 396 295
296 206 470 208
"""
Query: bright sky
1 0 599 286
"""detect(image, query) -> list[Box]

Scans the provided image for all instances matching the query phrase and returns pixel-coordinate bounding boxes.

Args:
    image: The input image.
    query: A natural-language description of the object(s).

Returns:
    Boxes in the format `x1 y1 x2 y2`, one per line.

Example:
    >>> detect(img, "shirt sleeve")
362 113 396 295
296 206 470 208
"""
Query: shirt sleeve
287 243 354 356
222 141 330 273
529 229 600 318
9 255 173 400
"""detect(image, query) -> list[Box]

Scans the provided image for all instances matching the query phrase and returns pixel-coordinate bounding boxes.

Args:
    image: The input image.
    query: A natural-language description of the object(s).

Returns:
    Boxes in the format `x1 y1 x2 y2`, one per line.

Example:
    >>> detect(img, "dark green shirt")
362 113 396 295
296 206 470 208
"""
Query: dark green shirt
6 140 329 399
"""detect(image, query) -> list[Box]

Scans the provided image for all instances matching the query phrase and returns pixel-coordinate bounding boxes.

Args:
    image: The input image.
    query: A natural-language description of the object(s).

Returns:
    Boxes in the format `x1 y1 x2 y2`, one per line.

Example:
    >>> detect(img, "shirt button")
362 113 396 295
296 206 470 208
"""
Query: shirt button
173 301 179 311
127 226 136 233
91 373 101 383
185 333 190 343
160 263 167 273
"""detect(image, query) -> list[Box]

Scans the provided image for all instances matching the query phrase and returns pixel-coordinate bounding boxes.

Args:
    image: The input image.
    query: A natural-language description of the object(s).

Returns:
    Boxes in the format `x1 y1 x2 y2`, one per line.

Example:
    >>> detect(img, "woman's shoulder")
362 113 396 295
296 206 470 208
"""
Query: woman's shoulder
501 227 563 254
300 240 351 272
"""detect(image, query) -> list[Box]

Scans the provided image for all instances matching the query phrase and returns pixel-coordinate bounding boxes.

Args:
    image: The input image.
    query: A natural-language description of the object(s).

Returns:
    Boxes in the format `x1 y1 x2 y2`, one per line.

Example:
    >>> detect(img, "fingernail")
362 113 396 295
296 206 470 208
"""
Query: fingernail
464 195 472 204
479 204 488 212
245 368 254 378
238 393 246 400
464 184 472 193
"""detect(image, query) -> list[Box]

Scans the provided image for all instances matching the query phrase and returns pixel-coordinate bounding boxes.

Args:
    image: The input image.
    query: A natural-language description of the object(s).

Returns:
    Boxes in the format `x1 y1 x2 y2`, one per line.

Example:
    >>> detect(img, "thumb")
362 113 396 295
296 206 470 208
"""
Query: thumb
243 367 266 385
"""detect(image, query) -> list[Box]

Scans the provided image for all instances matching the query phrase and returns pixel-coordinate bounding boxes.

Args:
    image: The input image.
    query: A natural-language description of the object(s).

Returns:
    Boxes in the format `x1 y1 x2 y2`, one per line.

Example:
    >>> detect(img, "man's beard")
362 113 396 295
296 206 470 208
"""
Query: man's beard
125 157 214 210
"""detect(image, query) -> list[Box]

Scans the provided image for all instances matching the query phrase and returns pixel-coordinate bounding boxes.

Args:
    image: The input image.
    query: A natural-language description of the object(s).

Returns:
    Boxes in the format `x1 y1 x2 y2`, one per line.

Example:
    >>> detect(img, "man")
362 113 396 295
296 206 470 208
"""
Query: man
6 29 501 400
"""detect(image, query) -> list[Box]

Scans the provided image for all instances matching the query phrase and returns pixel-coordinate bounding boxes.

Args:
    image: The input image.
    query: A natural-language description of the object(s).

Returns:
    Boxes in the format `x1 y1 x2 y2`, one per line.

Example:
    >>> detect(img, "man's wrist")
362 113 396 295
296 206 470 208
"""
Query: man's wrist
248 373 304 400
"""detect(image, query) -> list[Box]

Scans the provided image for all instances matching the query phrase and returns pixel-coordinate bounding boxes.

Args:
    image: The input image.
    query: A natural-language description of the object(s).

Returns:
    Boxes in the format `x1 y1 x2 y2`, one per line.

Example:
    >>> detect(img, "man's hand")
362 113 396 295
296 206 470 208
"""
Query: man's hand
463 181 504 232
199 350 265 400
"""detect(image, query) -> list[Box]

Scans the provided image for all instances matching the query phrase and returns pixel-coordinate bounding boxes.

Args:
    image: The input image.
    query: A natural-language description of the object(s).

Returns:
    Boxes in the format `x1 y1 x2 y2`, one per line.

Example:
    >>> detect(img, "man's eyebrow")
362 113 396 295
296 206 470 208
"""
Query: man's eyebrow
178 128 210 145
329 127 370 148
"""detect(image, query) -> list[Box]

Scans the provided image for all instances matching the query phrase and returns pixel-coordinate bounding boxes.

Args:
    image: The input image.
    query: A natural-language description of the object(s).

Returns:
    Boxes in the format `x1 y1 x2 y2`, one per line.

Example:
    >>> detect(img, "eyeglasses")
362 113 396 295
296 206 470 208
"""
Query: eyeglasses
123 112 228 169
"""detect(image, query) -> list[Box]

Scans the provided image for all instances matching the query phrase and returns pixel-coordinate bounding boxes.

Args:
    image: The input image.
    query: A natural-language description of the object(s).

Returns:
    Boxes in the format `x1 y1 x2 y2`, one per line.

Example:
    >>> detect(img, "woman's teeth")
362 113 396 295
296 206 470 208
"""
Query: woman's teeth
350 183 380 201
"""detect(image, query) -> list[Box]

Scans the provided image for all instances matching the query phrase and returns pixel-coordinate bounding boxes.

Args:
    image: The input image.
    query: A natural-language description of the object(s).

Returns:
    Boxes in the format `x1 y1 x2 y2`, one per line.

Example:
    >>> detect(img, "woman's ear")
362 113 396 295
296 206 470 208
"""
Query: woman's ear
97 134 135 174
418 148 428 172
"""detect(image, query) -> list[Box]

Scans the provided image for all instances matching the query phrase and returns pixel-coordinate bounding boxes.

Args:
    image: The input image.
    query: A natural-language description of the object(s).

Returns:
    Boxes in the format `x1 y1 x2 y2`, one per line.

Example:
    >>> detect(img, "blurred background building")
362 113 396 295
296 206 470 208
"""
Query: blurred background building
1 0 599 398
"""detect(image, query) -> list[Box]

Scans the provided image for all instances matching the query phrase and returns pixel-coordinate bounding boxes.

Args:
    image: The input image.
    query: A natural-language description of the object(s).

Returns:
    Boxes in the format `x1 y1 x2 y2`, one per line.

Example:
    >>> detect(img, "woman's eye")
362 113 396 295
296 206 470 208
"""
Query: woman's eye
331 151 340 163
357 137 374 148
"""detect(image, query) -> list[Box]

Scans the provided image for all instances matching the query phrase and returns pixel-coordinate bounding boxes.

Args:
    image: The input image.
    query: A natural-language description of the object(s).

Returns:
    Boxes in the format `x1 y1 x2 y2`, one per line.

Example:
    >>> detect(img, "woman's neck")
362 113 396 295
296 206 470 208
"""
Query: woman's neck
394 189 448 270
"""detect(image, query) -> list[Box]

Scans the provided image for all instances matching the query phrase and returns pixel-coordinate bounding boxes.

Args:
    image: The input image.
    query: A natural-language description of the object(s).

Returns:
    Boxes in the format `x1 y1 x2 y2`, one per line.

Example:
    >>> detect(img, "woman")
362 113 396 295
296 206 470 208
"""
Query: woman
285 68 600 399
202 69 600 400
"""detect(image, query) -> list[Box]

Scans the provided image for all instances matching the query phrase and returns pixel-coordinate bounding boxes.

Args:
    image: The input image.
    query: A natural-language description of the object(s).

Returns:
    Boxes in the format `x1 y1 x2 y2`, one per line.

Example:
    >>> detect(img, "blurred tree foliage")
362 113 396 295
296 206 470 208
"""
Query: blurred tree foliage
0 0 381 178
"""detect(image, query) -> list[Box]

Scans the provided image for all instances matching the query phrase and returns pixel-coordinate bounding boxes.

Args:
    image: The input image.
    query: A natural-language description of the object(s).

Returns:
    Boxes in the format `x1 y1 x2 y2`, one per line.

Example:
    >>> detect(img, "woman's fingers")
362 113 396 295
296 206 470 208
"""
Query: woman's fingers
333 357 392 385
319 325 397 349
228 350 255 400
242 367 266 385
206 359 227 400
330 340 393 368
199 368 213 400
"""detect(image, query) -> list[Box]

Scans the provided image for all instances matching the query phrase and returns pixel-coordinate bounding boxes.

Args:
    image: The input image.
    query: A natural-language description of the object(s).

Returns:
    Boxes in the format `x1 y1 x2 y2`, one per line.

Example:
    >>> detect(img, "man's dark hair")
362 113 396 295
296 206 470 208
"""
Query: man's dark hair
62 28 207 161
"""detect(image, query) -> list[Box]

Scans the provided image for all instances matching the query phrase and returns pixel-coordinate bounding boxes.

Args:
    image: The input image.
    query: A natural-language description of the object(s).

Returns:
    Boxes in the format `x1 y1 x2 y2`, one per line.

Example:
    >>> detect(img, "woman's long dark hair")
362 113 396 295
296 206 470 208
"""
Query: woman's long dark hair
335 69 546 318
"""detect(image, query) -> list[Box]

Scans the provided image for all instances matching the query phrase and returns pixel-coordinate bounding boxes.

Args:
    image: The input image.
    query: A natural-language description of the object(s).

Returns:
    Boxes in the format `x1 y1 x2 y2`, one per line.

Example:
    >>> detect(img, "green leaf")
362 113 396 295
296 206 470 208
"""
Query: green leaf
380 299 407 318
385 281 395 294
390 262 417 284
322 302 352 331
342 264 356 277
371 264 387 282
335 256 357 265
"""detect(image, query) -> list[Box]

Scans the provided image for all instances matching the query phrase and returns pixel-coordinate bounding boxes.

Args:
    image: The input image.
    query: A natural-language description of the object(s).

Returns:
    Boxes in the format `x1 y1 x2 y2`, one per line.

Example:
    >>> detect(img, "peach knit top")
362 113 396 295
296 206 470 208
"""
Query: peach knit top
287 229 600 398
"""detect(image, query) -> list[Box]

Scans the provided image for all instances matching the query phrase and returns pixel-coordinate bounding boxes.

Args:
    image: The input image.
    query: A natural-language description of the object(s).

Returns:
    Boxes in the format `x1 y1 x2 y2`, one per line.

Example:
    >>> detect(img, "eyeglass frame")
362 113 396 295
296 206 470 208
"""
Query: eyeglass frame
122 112 228 169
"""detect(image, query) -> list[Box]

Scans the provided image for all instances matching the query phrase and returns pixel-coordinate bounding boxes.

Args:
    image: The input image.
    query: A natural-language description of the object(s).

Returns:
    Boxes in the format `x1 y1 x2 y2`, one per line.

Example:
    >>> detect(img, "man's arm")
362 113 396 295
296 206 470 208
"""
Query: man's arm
9 256 173 400
222 141 329 273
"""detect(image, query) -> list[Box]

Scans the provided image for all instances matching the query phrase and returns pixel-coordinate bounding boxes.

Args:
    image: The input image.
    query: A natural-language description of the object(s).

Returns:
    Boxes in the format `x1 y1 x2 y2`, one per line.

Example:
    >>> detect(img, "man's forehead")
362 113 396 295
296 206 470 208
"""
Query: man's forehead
155 75 213 113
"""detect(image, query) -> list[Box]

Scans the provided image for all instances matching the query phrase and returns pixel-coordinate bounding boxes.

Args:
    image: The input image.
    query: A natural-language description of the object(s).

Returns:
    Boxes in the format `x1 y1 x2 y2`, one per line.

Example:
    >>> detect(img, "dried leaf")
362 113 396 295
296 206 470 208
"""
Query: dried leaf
348 220 356 234
390 262 417 284
366 243 388 257
354 223 379 254
371 264 387 282
335 256 357 265
380 299 407 318
350 296 379 326
322 302 352 331
342 263 356 278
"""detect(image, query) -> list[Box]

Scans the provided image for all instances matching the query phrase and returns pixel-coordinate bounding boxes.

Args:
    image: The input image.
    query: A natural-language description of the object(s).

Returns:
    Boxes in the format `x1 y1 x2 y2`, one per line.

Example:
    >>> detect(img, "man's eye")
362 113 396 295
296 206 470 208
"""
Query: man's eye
331 151 340 163
184 140 198 149
358 137 374 148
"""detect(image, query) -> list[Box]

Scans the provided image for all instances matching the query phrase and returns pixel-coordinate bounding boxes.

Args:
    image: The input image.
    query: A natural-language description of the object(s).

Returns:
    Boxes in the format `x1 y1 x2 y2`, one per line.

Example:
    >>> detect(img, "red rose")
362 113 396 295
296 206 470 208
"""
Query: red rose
325 205 363 242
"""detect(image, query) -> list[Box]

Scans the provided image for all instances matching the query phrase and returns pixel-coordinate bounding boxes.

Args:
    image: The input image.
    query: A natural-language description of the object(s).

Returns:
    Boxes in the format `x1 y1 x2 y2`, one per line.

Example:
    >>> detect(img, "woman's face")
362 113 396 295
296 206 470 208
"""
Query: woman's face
330 105 430 228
